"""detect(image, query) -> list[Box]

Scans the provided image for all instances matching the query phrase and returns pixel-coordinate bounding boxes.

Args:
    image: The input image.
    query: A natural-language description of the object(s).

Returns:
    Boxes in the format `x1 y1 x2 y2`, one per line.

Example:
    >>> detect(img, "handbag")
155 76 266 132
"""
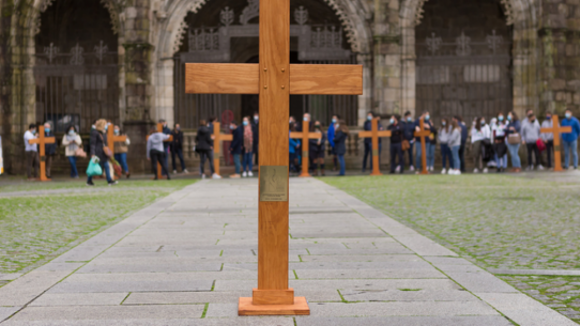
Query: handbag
536 139 546 152
75 147 87 158
402 140 410 151
507 133 521 145
86 157 102 176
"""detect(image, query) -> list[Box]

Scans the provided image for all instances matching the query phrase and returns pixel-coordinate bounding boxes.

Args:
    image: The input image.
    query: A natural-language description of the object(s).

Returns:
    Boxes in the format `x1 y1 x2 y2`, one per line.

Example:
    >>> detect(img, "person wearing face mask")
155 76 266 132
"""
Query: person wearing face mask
470 117 491 173
402 111 415 171
252 112 259 165
241 117 254 177
62 125 82 178
112 126 131 178
362 112 383 172
414 112 434 173
229 121 243 178
561 109 580 170
170 124 187 174
492 113 508 172
388 115 404 174
506 111 522 172
327 115 340 171
438 118 453 174
309 121 327 176
24 123 39 180
89 119 117 185
43 122 57 179
521 113 543 170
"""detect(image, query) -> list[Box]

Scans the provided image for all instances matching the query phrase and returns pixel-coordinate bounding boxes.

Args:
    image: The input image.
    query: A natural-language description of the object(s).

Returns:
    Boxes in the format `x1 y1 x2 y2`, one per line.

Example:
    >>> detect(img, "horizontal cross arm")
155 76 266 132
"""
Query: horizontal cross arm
113 136 128 142
414 131 430 137
290 132 322 139
28 138 55 144
219 134 234 141
541 127 572 133
358 131 391 138
185 63 362 95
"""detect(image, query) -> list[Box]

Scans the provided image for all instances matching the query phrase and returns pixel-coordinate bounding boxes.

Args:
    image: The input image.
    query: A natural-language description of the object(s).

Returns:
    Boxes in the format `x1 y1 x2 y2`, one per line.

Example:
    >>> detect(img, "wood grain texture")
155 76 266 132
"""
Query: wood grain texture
290 64 363 95
252 288 294 305
185 63 259 94
212 122 233 176
358 119 391 176
540 115 572 172
28 126 55 181
257 0 290 292
289 132 320 139
414 118 430 175
107 127 127 181
238 297 310 315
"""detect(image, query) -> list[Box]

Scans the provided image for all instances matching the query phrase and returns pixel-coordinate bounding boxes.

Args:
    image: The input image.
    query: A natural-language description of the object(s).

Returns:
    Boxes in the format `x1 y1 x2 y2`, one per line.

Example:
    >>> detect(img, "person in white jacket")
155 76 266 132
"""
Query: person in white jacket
470 117 491 173
62 125 82 178
540 112 554 169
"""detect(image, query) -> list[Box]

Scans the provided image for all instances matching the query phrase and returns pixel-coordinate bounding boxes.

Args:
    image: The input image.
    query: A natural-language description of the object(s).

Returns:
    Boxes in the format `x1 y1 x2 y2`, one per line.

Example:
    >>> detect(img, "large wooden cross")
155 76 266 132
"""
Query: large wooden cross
28 126 55 182
414 118 430 175
147 123 173 180
540 115 572 172
289 119 320 177
107 127 127 180
212 121 233 176
186 0 362 315
358 117 390 176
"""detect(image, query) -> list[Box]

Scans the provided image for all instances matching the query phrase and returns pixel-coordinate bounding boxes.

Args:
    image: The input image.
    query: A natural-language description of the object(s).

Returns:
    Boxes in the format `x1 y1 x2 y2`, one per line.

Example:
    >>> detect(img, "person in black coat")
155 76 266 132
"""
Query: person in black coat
309 121 327 176
388 115 404 174
196 119 217 178
171 124 188 174
229 121 243 177
402 111 416 171
87 119 115 186
252 112 259 165
333 120 349 176
160 119 171 176
43 122 57 178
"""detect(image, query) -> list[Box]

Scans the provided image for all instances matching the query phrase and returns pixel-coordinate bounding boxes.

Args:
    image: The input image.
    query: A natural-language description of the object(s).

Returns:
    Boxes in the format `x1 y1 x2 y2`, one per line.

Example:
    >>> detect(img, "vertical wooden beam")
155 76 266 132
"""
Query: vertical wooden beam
38 126 48 181
370 118 382 176
553 115 563 172
299 120 311 177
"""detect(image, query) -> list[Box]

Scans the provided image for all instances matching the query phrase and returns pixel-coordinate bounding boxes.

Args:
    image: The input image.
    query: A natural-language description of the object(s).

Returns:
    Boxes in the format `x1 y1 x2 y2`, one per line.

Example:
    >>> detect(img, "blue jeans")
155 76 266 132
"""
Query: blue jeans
495 154 508 169
171 148 185 171
451 145 460 170
233 154 241 174
407 141 414 168
427 143 435 168
67 156 78 177
87 160 112 183
242 152 253 172
114 153 129 173
563 139 578 168
507 143 521 168
338 154 346 175
440 144 452 169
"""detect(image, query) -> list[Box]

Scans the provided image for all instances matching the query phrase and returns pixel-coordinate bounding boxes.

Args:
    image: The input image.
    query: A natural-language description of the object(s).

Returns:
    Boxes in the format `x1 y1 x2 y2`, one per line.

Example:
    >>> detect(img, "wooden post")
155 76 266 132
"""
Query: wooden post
540 115 572 172
184 0 363 315
289 120 320 177
358 118 391 176
212 121 233 177
28 126 55 182
107 127 127 180
414 118 430 175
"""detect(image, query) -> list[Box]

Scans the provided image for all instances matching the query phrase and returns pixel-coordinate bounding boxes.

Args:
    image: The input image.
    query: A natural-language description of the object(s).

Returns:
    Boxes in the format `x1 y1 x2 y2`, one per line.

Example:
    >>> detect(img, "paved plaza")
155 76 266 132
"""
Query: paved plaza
0 178 577 325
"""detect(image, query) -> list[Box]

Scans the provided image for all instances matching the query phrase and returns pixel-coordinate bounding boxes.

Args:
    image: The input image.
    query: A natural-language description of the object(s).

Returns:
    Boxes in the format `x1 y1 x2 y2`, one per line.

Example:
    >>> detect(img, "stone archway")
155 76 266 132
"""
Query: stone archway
399 0 538 117
152 0 373 127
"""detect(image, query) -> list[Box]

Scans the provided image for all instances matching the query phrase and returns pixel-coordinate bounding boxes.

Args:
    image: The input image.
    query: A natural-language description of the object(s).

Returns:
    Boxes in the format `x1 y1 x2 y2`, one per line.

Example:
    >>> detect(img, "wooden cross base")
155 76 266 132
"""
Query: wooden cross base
238 288 309 316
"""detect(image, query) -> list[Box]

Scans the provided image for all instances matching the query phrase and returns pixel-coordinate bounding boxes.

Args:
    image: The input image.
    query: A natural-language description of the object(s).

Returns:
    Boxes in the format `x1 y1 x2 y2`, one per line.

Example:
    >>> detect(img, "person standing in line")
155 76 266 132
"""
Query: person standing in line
159 119 171 176
242 117 254 177
471 117 491 173
252 112 259 165
402 111 415 172
426 118 437 172
113 125 131 178
88 119 117 186
43 122 56 179
388 115 404 174
561 108 580 170
310 121 327 176
171 124 188 174
453 116 468 172
362 112 383 172
414 112 433 174
492 113 508 173
506 111 522 173
24 123 39 181
196 119 220 179
229 120 243 178
334 120 349 176
62 125 82 178
540 112 554 170
146 126 171 180
448 119 462 175
438 118 453 174
289 124 300 174
327 114 339 171
521 113 543 170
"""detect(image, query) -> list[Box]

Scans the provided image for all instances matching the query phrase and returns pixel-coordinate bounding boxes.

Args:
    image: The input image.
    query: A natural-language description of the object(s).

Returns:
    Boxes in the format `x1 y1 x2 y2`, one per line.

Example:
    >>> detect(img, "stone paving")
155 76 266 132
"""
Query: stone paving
0 178 575 325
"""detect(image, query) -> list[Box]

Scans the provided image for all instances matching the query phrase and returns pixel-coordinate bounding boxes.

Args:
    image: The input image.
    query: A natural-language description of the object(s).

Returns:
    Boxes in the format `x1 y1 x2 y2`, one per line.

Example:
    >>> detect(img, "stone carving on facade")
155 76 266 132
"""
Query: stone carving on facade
220 6 234 27
415 0 429 26
239 0 259 25
500 0 515 25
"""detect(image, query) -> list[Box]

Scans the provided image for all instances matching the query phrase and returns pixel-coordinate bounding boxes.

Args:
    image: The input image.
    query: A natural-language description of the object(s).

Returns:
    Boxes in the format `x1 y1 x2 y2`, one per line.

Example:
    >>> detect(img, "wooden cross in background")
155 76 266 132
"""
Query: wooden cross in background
540 115 572 172
358 117 391 176
414 118 430 175
212 121 233 177
289 119 320 177
107 127 127 180
28 125 55 182
147 123 173 180
185 0 362 315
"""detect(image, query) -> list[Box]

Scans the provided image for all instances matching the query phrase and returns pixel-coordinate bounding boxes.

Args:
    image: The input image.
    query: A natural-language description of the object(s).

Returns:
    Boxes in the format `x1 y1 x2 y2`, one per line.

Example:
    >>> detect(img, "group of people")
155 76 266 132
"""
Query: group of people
146 119 190 180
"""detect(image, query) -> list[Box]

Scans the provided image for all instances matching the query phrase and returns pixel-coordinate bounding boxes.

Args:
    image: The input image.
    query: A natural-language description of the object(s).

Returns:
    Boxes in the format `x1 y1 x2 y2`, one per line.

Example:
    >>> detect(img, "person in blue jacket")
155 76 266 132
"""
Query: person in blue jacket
327 114 339 171
561 108 580 170
229 121 243 178
506 111 522 172
362 112 383 172
289 123 301 173
333 120 349 176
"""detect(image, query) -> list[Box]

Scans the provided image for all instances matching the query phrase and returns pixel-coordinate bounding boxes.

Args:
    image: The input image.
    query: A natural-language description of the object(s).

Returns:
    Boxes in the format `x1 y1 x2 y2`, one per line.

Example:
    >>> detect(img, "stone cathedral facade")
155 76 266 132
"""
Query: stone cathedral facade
0 0 578 174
